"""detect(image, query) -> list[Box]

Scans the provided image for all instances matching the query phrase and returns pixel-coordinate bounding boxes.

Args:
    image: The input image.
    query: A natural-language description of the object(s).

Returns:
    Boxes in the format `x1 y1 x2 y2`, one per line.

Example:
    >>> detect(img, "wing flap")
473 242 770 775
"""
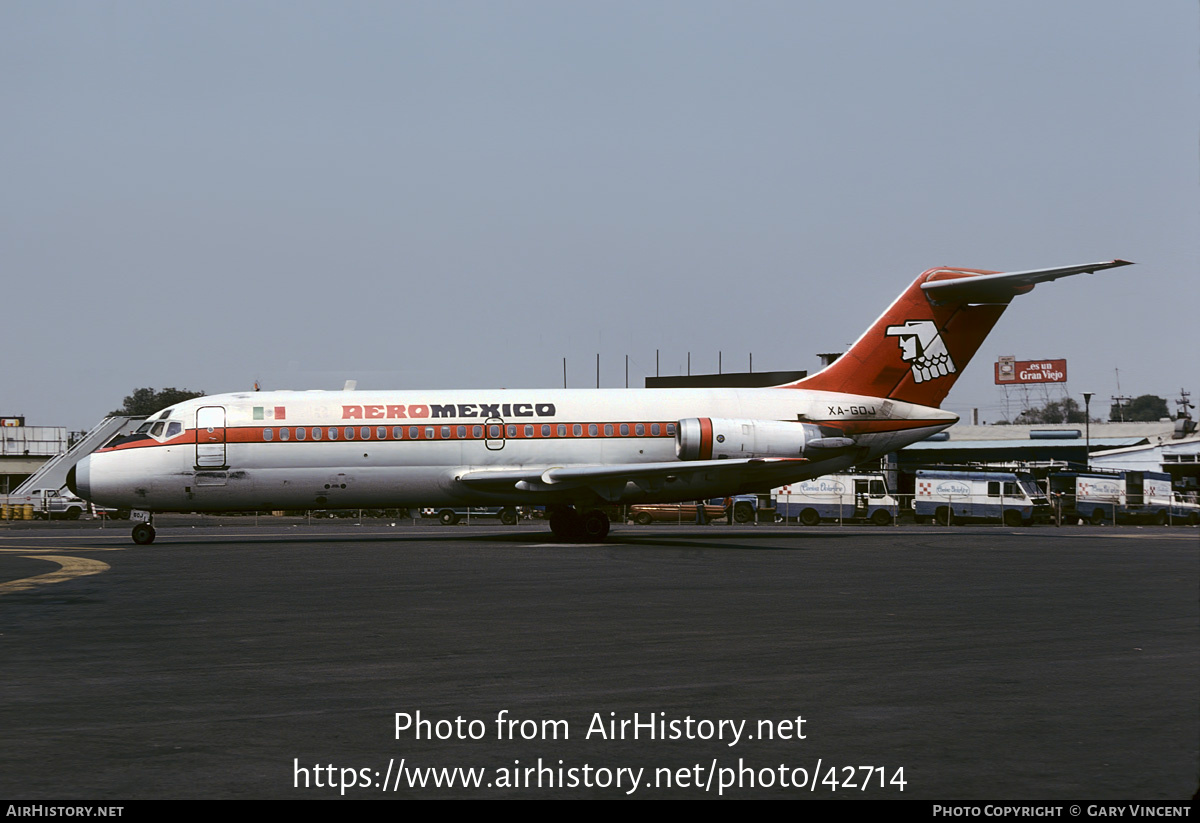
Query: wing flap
458 457 812 499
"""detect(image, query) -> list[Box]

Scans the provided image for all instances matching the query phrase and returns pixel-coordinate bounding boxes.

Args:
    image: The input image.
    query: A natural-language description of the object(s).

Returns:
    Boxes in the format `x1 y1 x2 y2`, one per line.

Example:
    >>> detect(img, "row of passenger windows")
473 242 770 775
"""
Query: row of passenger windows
260 422 676 442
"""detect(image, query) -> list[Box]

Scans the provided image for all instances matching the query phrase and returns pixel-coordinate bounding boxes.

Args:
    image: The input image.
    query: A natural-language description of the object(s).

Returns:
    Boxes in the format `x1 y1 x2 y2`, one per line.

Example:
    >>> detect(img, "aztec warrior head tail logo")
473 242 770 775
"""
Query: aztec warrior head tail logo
885 320 956 383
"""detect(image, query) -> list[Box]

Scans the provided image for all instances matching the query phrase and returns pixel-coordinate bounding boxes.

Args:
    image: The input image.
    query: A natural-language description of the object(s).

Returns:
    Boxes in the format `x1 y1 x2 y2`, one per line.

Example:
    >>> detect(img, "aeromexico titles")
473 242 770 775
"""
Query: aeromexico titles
70 259 1131 543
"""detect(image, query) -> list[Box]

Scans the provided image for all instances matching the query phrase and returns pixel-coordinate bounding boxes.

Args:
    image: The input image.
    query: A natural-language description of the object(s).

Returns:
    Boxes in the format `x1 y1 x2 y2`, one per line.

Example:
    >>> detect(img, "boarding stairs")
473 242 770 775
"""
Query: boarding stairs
9 415 144 496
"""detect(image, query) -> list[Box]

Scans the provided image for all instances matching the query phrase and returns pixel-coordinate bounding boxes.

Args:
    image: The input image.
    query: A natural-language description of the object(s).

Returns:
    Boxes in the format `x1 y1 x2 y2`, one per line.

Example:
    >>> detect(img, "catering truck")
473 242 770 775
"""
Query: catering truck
774 473 899 525
914 468 1050 526
1047 469 1177 525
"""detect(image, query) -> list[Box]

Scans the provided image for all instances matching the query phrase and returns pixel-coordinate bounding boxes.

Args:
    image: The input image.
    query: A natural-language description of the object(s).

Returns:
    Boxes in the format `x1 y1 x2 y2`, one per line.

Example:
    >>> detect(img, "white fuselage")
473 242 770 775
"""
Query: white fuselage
76 386 956 513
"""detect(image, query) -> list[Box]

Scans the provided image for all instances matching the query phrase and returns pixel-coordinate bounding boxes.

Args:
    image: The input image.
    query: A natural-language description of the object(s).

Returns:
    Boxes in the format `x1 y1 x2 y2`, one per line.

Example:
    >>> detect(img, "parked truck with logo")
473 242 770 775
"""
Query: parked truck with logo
1047 469 1179 525
914 469 1050 526
774 473 899 525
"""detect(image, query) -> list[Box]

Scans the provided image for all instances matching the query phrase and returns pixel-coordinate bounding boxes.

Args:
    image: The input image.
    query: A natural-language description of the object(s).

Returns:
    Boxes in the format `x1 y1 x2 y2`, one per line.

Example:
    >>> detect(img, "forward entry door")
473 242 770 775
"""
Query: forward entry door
195 406 228 468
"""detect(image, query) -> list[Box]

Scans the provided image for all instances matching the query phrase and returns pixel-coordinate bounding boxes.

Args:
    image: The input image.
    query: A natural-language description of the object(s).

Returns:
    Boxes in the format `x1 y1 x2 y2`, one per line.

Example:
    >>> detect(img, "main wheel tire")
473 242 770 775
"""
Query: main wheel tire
580 510 611 542
871 509 892 526
131 523 156 545
799 508 820 527
1003 509 1023 527
733 503 754 524
549 509 583 541
65 507 82 520
500 508 518 526
634 512 653 525
439 510 459 526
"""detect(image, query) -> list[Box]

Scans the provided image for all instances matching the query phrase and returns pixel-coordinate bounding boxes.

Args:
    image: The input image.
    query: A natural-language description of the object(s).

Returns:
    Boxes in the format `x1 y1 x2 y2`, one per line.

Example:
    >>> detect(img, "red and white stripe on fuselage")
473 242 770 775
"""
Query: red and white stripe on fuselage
96 419 684 452
93 388 952 459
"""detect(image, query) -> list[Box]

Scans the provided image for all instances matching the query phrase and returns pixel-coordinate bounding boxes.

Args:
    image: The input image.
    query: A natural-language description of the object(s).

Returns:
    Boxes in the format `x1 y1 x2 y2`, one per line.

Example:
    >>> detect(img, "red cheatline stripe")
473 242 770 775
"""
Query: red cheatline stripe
103 431 198 451
99 416 947 452
98 422 681 450
98 416 945 453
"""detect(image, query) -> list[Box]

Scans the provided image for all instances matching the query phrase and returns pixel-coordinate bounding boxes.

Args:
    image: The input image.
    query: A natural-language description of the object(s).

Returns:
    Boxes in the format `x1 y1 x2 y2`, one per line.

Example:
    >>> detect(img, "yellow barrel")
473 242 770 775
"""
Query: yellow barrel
23 504 35 520
1 503 8 519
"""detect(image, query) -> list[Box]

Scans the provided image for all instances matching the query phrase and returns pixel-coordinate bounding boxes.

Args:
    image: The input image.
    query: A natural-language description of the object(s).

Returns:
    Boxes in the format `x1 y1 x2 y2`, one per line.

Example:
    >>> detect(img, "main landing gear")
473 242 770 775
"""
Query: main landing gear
547 506 610 542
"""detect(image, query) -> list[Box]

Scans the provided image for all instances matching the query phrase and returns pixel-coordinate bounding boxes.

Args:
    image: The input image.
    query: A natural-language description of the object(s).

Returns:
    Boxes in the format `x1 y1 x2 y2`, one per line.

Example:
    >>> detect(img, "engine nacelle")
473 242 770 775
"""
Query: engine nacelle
676 417 852 461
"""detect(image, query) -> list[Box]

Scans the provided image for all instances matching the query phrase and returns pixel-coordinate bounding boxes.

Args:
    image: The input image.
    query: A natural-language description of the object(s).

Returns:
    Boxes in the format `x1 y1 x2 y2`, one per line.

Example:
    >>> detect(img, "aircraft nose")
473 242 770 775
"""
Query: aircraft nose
67 456 90 500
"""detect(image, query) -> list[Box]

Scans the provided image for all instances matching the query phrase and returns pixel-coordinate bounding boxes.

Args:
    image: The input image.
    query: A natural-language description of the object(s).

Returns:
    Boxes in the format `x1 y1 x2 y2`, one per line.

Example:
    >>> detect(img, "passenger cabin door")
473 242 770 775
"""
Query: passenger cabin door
195 406 228 468
484 417 505 451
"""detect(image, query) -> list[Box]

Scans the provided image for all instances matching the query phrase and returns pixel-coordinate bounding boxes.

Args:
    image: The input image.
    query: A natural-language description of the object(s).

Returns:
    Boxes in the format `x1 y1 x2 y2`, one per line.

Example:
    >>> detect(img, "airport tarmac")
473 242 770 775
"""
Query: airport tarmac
1 517 1196 799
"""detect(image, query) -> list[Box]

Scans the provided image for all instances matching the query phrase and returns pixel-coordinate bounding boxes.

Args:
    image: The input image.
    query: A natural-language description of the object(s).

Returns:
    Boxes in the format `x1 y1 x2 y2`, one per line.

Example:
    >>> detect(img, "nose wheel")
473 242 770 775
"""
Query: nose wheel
131 522 156 545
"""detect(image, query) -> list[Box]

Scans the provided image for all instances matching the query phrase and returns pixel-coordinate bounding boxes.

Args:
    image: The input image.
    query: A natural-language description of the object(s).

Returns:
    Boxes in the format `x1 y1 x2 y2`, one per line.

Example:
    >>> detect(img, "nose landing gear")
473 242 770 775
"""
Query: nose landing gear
130 513 156 545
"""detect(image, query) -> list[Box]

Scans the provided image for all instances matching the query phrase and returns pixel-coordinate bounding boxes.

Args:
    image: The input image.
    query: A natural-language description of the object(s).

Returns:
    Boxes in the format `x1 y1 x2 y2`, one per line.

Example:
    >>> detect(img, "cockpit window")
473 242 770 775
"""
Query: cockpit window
136 422 153 434
158 408 174 419
151 422 165 436
166 421 183 438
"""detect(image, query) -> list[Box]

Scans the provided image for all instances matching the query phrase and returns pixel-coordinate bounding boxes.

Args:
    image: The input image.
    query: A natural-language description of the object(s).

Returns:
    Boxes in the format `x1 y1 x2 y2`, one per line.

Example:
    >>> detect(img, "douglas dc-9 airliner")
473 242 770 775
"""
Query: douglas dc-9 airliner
70 259 1130 544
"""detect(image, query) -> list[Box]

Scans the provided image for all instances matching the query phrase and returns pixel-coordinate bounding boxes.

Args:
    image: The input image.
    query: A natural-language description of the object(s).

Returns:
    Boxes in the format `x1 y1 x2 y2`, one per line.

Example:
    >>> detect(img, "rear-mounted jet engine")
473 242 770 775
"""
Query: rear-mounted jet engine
675 417 855 461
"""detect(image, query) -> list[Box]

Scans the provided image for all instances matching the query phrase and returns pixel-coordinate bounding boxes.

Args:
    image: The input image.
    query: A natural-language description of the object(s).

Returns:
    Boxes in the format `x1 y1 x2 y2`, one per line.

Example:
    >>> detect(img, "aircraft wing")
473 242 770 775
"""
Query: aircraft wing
921 259 1131 303
457 457 812 501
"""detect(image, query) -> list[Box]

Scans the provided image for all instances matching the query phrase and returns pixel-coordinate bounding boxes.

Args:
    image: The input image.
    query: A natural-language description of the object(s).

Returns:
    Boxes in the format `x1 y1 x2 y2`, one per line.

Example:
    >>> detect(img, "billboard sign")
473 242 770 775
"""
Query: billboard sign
995 357 1067 385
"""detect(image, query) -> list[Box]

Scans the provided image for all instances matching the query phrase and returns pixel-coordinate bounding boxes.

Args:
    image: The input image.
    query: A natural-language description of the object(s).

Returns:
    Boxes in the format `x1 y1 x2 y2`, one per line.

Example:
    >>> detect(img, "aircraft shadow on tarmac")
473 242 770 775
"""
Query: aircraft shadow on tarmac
84 526 879 552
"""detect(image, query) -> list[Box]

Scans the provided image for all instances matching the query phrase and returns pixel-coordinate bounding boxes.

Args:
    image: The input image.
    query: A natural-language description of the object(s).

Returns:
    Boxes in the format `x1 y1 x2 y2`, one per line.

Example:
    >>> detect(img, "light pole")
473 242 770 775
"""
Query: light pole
1082 392 1094 469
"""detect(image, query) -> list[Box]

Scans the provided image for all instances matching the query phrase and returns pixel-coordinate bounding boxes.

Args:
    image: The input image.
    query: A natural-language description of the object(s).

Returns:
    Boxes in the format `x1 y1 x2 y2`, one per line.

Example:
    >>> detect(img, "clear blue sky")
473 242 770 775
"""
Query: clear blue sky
3 1 1196 430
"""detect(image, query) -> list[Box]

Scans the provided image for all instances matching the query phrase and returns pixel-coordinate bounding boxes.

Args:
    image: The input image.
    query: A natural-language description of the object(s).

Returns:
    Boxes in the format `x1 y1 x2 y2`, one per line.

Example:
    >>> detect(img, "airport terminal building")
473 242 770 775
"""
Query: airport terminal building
0 420 67 494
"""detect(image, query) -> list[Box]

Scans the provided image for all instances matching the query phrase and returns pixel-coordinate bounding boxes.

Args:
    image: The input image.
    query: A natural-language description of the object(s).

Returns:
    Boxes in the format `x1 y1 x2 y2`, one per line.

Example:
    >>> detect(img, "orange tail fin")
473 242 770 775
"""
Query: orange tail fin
783 260 1131 408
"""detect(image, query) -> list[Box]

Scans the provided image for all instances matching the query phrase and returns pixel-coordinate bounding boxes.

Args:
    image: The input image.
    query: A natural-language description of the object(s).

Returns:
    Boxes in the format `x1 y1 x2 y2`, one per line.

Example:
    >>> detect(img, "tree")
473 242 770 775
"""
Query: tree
1109 394 1169 422
1014 397 1089 424
113 387 205 416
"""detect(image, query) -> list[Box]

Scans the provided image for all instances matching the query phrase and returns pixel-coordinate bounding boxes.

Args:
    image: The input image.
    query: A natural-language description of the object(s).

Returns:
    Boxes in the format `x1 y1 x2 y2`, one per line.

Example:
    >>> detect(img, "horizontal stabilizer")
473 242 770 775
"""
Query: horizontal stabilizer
921 259 1131 303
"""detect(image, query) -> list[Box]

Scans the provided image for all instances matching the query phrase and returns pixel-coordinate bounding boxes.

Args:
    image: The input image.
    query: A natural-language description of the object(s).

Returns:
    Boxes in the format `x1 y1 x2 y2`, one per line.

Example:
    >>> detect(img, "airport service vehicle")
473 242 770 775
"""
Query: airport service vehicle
774 473 898 525
423 506 520 525
914 469 1051 526
1171 492 1200 525
729 493 776 523
68 259 1131 544
629 495 770 524
0 488 89 520
628 500 729 525
1047 469 1178 525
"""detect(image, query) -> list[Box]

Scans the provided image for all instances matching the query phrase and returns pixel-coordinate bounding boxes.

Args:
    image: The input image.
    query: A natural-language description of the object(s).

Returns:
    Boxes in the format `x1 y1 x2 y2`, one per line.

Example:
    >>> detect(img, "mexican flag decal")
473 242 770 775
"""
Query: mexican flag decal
253 406 287 420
